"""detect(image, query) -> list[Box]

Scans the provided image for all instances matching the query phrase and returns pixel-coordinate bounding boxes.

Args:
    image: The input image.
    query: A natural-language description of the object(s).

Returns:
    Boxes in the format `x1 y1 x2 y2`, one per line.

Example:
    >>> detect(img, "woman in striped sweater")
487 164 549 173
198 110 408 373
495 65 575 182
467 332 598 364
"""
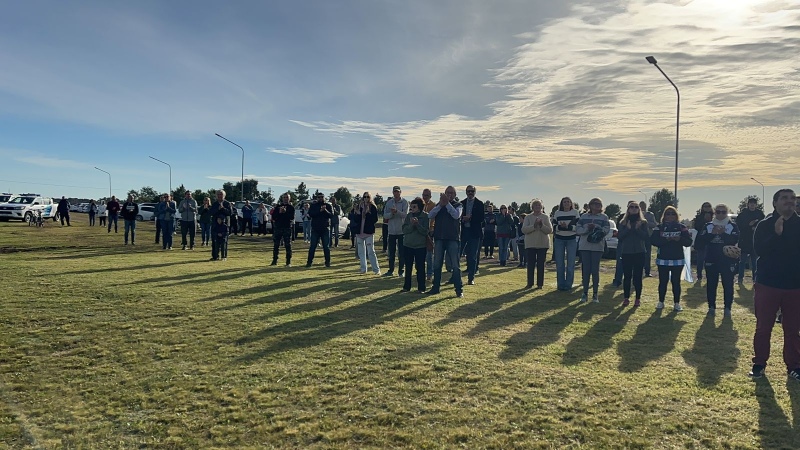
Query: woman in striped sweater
552 196 580 291
576 198 610 303
650 206 693 311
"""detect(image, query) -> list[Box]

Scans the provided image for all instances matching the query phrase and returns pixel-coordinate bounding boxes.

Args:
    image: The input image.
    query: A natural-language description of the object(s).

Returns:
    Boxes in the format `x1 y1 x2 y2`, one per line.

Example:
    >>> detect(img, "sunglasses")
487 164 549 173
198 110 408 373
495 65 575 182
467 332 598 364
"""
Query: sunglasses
466 190 475 194
715 210 727 214
664 212 677 216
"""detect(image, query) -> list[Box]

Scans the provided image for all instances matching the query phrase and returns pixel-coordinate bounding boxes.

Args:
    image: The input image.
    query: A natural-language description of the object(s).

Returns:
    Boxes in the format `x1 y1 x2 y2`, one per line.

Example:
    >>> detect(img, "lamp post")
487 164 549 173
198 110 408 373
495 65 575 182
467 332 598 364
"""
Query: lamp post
751 177 765 203
215 133 245 201
148 156 172 195
94 167 111 198
638 190 647 202
645 55 680 205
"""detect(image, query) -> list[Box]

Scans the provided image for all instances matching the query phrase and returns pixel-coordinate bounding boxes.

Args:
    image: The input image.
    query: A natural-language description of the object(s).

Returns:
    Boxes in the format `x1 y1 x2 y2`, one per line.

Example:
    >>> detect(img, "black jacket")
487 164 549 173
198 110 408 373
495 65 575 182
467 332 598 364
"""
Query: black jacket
121 201 139 221
650 222 693 261
309 201 333 231
270 203 295 229
696 220 740 265
352 204 378 235
460 197 485 239
754 212 800 289
209 200 232 224
737 208 765 253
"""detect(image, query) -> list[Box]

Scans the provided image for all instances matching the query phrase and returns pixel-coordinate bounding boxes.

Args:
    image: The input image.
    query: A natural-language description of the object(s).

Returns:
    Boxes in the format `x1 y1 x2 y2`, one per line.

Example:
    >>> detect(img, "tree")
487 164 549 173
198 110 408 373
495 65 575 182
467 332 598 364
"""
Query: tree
295 182 309 202
604 203 621 220
259 187 275 205
510 201 519 212
517 201 532 215
171 184 187 201
192 189 207 205
373 194 385 212
648 189 677 223
126 189 138 200
737 195 764 214
222 182 238 202
136 186 161 203
331 186 353 213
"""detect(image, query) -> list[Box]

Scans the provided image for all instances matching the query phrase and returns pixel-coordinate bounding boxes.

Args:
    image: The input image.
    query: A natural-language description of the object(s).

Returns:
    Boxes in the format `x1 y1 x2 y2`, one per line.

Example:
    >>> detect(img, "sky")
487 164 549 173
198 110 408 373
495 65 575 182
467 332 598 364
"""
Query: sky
1 0 798 214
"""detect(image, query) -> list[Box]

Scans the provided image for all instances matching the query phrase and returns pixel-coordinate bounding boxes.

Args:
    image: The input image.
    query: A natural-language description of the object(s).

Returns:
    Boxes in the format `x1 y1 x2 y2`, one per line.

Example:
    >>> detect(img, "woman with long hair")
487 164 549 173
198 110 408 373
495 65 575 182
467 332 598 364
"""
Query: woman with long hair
198 197 213 247
693 202 714 281
521 199 553 289
401 197 430 292
354 192 381 275
696 203 740 317
552 196 580 291
617 201 650 307
651 206 693 311
576 198 610 303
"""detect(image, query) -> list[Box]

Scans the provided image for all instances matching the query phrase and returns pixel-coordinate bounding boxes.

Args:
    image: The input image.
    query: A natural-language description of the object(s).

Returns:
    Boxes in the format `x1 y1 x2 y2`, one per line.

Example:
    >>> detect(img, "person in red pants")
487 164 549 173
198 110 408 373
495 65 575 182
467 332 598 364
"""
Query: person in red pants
749 188 800 379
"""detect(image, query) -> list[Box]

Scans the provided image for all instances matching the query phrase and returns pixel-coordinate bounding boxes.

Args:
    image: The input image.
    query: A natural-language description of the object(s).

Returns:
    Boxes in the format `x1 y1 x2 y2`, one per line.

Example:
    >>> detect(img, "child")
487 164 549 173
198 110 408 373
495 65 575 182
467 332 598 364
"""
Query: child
213 216 229 261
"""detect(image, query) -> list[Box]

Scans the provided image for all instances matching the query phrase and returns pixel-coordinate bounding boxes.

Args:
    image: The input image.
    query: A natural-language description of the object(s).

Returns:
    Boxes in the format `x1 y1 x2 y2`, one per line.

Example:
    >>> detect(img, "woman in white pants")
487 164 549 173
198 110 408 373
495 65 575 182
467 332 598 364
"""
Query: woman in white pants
353 192 381 275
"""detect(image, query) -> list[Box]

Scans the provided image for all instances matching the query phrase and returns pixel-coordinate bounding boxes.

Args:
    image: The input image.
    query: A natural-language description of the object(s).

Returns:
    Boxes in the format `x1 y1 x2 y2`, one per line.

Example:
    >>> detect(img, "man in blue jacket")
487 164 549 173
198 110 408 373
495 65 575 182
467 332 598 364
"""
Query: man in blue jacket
460 185 485 286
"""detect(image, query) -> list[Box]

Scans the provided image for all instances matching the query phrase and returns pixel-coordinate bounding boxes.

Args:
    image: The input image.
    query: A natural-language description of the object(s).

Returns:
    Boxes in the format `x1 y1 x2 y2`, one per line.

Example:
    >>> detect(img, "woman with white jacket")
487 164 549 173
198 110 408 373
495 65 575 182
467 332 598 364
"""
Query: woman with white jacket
521 199 553 289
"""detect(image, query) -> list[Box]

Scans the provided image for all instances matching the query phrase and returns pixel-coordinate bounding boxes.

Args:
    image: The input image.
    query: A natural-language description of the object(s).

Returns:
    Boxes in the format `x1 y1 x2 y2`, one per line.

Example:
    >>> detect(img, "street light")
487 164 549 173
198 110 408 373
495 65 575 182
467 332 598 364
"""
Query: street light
645 55 680 205
148 156 172 195
215 133 245 201
751 177 765 203
94 167 111 198
638 190 647 202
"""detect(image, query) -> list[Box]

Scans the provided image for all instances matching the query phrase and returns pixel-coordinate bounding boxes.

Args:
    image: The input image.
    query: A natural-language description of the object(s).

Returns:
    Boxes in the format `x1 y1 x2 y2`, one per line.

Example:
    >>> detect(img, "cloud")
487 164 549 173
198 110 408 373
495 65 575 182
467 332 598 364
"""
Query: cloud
13 155 93 170
269 148 347 164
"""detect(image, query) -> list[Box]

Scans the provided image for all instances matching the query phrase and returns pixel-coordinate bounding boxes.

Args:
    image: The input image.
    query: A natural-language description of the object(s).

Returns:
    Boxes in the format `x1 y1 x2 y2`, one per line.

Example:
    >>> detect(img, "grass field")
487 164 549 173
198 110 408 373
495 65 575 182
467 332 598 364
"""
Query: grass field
0 215 797 449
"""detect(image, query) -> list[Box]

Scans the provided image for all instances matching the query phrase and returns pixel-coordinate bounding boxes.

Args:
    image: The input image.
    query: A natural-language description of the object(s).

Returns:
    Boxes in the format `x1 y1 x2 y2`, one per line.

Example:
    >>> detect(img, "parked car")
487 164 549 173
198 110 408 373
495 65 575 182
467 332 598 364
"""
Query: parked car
602 219 619 259
292 203 350 238
137 205 156 221
0 194 57 222
0 193 18 204
77 202 91 213
69 204 80 212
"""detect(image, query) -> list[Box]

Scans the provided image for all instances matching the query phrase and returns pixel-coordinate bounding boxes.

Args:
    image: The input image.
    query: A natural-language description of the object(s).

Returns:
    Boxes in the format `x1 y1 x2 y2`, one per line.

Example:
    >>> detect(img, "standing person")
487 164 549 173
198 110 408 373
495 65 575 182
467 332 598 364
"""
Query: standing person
178 191 198 250
198 197 212 247
693 202 714 281
270 193 295 266
229 203 239 236
353 192 381 274
240 200 253 236
696 204 740 317
640 201 658 277
576 198 610 303
521 199 553 289
256 203 268 236
383 186 409 277
749 189 800 379
154 194 166 244
611 210 625 288
57 196 71 226
427 186 464 298
422 189 437 282
98 201 107 227
737 197 765 284
121 194 139 245
516 213 527 268
306 192 333 267
161 194 177 250
509 207 520 262
301 202 312 243
402 197 430 293
651 206 693 311
552 197 580 291
617 201 650 307
495 205 514 267
329 197 342 248
106 195 121 233
460 185 485 286
347 202 359 250
209 191 232 260
483 205 497 260
88 200 97 226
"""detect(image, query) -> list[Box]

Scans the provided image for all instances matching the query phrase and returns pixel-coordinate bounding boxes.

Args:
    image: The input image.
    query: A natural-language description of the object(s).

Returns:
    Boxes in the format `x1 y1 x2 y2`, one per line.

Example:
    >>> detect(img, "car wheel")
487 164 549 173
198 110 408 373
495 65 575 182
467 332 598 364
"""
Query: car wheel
136 215 144 221
24 212 33 223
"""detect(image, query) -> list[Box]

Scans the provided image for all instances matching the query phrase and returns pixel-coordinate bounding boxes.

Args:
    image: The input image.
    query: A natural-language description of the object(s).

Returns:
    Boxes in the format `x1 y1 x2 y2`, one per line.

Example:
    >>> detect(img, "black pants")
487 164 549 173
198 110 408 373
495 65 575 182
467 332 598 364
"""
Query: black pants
240 217 252 235
272 228 292 264
706 261 735 309
382 224 389 251
331 219 339 247
402 246 427 291
525 248 547 288
387 234 405 274
230 218 238 234
258 221 267 235
154 218 161 243
60 212 70 226
483 231 495 257
212 235 228 259
180 221 196 248
622 252 645 299
658 265 684 303
88 212 95 226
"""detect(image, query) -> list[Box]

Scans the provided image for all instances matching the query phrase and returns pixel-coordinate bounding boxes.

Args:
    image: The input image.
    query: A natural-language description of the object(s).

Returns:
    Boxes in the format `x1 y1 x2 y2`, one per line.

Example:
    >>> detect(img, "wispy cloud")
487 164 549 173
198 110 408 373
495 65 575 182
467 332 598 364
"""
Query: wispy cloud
269 148 347 164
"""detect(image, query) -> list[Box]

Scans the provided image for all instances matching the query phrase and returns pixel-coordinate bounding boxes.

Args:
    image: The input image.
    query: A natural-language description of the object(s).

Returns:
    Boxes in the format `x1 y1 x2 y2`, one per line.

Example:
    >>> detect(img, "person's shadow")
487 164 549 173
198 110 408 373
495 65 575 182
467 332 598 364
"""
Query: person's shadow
755 378 800 448
617 309 686 373
681 314 739 386
561 305 635 366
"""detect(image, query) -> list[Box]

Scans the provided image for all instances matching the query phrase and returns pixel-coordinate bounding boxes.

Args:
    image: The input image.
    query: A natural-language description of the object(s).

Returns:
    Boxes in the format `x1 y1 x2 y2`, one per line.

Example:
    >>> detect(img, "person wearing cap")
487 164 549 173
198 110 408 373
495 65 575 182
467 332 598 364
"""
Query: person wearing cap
460 185 485 285
383 186 409 277
306 192 334 267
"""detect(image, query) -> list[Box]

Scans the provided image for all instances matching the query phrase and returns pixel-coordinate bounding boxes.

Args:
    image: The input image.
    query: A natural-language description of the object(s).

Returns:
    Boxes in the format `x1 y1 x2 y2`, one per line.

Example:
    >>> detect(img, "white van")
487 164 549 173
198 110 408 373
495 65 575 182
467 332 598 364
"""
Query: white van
0 194 57 222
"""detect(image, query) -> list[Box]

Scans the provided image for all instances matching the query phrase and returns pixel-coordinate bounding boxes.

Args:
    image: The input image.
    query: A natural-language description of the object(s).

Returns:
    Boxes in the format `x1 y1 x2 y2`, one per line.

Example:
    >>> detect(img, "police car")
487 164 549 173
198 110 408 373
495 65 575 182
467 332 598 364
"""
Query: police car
0 193 57 222
0 193 18 204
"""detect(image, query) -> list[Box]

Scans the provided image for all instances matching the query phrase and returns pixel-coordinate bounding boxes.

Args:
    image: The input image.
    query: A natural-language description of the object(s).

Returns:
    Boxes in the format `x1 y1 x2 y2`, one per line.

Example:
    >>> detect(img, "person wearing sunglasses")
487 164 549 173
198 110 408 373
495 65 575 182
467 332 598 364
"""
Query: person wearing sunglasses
696 204 740 317
617 201 650 307
651 206 693 311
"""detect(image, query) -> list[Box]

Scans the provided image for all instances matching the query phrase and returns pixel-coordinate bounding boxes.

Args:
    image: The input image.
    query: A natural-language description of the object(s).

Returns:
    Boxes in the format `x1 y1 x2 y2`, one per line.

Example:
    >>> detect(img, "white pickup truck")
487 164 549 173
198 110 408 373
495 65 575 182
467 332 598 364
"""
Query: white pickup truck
0 194 57 222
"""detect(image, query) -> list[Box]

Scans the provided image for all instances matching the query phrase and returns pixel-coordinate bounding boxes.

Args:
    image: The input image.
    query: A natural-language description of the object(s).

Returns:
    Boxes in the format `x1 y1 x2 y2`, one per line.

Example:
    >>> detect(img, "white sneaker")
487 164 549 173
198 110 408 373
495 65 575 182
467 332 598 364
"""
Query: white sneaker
673 303 683 311
592 296 599 303
656 301 664 309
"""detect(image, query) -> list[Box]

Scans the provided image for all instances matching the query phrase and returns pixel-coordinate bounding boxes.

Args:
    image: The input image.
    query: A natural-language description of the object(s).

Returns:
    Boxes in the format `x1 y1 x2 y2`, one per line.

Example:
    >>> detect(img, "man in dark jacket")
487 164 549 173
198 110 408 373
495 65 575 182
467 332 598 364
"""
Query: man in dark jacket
428 186 464 297
57 196 71 226
737 197 765 283
749 189 800 379
306 192 333 267
120 194 140 245
270 193 295 266
209 191 232 261
460 185 485 285
240 200 254 236
106 196 121 233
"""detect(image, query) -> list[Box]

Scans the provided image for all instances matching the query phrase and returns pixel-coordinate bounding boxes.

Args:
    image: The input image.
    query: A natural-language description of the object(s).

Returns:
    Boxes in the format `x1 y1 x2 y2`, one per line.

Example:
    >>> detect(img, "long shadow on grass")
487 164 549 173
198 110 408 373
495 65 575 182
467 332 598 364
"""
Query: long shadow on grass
464 289 570 337
201 275 337 303
681 314 739 386
247 283 375 317
57 258 209 275
562 305 635 366
735 283 754 313
755 379 800 448
499 301 583 360
683 280 707 310
234 293 446 362
617 309 686 372
435 288 527 328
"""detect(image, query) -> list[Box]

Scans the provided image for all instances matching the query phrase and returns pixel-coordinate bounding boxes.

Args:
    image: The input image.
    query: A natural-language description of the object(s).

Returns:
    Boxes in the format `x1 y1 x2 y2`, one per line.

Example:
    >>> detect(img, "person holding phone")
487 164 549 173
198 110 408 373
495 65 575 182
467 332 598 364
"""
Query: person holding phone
737 197 764 283
401 197 430 293
270 193 295 266
306 193 333 267
354 192 381 274
651 206 693 311
521 199 553 289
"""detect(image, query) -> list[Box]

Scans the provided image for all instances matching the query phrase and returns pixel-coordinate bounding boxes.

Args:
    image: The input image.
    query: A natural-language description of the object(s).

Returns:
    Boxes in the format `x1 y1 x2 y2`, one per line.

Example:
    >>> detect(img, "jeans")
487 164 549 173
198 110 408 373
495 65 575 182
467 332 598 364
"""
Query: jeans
403 246 427 291
155 218 162 243
613 245 623 284
240 217 253 235
581 250 603 296
387 234 405 274
621 252 645 300
658 265 684 303
356 234 381 273
161 218 174 249
272 227 292 264
212 234 228 259
526 248 548 288
108 213 118 232
200 222 211 245
463 237 481 281
738 251 757 282
180 221 196 248
308 228 331 265
553 238 577 290
752 283 800 370
432 239 462 294
426 248 434 278
706 261 736 309
88 212 95 226
60 212 70 226
497 237 511 265
330 219 339 247
124 219 136 244
302 221 311 242
511 237 519 260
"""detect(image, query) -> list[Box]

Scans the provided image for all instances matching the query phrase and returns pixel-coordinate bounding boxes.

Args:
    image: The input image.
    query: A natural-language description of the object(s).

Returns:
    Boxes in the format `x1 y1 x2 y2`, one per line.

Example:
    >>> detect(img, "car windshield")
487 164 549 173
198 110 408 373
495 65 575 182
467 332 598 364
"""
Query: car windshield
8 197 34 204
0 195 12 202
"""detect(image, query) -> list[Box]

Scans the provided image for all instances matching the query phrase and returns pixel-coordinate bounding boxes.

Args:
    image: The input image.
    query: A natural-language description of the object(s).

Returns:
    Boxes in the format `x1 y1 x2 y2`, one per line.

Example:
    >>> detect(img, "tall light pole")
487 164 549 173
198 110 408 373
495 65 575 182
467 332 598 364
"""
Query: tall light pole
638 190 647 202
94 167 111 198
149 156 172 195
215 133 245 201
645 55 680 205
751 177 765 203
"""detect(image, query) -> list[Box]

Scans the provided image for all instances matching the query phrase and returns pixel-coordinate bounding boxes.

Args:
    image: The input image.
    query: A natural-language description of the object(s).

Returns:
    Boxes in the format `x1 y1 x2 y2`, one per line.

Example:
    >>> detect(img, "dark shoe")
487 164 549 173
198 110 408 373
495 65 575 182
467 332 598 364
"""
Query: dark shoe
270 261 278 266
325 263 331 267
305 262 312 268
427 289 440 295
525 284 533 290
382 271 394 277
749 365 765 379
398 271 404 278
468 279 475 286
456 291 464 298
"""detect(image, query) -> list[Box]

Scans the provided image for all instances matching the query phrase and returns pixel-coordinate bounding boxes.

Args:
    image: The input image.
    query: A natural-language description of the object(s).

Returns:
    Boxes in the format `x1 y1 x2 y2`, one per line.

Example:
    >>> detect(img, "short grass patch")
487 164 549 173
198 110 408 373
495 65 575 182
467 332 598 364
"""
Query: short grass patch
0 216 797 448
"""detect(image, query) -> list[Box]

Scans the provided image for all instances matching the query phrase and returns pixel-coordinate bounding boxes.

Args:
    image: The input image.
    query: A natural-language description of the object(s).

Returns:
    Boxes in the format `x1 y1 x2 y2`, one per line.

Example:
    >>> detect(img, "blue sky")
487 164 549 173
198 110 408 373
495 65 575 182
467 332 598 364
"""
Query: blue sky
1 0 798 213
